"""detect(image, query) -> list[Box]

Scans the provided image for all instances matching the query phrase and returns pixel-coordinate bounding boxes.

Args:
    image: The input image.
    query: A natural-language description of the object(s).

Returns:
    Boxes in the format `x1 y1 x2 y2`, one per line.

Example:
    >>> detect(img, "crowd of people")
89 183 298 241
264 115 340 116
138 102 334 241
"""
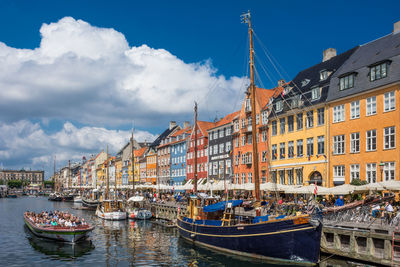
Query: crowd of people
25 210 88 228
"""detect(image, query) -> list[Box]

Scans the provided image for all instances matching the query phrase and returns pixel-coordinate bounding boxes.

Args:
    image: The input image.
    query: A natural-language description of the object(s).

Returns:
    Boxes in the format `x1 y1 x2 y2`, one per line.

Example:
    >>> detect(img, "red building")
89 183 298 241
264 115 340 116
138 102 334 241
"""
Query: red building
187 121 215 181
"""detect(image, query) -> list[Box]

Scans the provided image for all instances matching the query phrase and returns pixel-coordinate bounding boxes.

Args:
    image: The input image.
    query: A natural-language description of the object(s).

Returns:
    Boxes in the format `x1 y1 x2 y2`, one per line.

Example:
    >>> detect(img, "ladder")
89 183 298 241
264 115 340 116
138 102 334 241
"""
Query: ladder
222 202 233 226
392 227 400 266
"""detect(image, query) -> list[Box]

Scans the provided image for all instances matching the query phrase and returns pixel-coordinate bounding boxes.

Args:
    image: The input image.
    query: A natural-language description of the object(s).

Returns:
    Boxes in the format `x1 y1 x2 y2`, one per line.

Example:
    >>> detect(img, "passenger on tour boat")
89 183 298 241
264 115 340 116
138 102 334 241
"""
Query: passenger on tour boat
25 210 87 228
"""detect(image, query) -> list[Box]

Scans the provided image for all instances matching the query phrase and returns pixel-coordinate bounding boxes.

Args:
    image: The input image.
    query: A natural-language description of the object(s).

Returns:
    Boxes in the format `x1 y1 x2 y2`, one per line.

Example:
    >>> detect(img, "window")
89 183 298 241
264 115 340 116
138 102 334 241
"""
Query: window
296 169 303 184
366 163 377 183
279 142 285 159
306 111 313 128
333 165 345 181
276 100 283 112
213 131 218 140
320 70 328 81
291 96 300 108
247 135 252 144
317 136 325 155
261 111 268 125
234 137 239 147
279 118 285 134
350 101 360 119
287 169 294 185
297 139 303 157
384 126 395 149
219 129 224 138
271 144 277 160
219 144 224 154
234 120 239 132
350 164 360 181
307 138 314 156
261 130 267 142
296 113 303 130
213 145 218 154
248 172 252 183
256 114 259 125
271 120 277 135
333 135 345 154
350 132 360 153
311 87 320 100
370 62 388 81
288 141 294 158
241 136 246 146
384 91 395 112
317 108 324 125
288 116 294 132
279 170 285 184
241 119 245 129
226 141 232 152
366 129 377 151
261 151 267 162
383 162 395 181
235 174 239 184
241 173 246 184
247 117 252 127
333 105 345 123
339 74 354 90
271 171 277 183
366 96 377 116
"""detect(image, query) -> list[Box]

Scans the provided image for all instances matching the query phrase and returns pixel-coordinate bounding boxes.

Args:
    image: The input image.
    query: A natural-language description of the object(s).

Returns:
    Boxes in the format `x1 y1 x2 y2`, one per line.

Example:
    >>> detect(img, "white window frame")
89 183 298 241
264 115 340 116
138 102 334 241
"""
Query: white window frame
384 126 395 150
333 165 345 181
333 135 345 155
383 162 395 181
366 96 377 116
366 129 377 152
311 87 320 100
350 100 360 119
366 163 377 183
350 132 360 153
333 105 345 123
384 91 395 112
350 164 360 181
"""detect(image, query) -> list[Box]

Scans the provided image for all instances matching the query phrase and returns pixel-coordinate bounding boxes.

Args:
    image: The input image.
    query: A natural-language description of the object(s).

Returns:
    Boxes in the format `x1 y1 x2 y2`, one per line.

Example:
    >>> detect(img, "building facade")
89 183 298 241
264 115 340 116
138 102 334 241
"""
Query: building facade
171 126 192 186
326 23 400 186
0 169 44 186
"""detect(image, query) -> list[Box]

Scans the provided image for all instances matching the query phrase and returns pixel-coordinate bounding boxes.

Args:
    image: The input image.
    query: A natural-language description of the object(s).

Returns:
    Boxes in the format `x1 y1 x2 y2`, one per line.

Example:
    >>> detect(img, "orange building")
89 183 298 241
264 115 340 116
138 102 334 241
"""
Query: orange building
145 148 157 184
134 147 147 184
232 86 282 187
326 26 400 186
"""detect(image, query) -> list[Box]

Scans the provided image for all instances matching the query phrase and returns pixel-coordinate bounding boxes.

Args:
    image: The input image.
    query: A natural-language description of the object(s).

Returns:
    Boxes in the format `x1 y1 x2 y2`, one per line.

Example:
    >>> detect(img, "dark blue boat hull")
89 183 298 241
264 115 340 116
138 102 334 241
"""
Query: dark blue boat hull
177 217 322 265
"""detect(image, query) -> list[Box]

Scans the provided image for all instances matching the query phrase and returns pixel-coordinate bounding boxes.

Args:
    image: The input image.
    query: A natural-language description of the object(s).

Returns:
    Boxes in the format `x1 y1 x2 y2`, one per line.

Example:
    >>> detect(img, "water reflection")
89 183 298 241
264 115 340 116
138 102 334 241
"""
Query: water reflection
25 226 95 260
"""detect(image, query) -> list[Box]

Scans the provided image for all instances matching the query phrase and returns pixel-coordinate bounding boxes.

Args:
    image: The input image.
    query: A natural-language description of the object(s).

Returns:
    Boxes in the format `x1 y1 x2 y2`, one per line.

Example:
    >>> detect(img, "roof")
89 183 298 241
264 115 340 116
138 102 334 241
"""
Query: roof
194 121 215 138
150 125 179 148
134 147 147 157
256 87 278 110
270 46 358 116
208 110 240 130
327 32 400 102
171 126 192 137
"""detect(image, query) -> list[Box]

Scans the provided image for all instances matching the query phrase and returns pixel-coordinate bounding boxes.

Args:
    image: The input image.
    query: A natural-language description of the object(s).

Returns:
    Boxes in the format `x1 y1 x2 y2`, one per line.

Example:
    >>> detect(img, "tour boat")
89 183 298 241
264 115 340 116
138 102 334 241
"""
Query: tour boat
177 12 322 266
127 196 152 220
95 200 127 220
24 213 94 243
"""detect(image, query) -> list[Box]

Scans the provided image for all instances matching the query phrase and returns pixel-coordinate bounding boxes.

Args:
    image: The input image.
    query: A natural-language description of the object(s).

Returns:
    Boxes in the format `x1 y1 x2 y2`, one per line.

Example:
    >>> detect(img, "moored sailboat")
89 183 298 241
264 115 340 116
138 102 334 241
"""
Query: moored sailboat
177 12 322 265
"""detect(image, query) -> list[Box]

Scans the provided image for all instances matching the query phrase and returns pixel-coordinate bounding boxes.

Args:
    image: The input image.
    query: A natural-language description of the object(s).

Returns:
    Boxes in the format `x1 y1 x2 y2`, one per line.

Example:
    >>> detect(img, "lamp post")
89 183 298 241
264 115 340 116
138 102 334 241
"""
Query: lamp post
379 161 385 182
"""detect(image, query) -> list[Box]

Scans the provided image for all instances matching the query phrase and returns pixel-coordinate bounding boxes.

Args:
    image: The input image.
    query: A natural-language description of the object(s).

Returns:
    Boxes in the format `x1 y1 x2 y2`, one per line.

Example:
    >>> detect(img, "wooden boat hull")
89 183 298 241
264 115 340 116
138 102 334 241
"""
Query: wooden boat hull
24 215 94 243
177 216 322 266
82 198 100 209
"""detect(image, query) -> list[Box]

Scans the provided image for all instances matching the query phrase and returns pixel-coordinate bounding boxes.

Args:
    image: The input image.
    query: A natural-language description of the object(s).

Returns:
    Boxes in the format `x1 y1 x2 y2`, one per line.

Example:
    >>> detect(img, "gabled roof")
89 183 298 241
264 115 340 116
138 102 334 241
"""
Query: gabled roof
134 147 147 158
209 110 240 130
270 46 358 116
171 126 192 137
150 125 179 149
192 121 215 138
327 32 400 102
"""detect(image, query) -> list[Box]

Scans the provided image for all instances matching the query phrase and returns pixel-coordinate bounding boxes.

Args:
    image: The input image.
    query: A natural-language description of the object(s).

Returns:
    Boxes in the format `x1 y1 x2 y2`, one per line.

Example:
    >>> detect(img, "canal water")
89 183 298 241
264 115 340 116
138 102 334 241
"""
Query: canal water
0 197 368 267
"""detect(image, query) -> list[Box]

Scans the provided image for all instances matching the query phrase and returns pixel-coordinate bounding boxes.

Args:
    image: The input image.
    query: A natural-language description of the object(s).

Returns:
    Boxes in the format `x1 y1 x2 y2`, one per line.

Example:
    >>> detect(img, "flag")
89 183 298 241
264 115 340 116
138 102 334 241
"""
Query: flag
314 182 318 195
308 155 311 161
323 154 327 159
316 155 319 158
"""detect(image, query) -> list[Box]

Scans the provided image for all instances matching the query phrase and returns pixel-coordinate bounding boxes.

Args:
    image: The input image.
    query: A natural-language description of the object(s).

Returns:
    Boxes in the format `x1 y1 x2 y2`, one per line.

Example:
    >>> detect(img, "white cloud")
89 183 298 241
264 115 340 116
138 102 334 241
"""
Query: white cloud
0 17 245 127
0 120 157 176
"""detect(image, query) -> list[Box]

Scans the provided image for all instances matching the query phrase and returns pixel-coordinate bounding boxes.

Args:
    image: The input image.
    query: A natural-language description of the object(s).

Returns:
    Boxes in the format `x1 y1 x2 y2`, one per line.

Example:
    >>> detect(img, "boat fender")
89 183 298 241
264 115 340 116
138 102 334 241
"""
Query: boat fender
190 233 196 239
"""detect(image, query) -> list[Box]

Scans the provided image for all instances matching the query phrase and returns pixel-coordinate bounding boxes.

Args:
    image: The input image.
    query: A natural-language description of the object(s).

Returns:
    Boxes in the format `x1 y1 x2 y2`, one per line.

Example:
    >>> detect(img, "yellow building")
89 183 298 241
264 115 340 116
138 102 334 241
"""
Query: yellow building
268 48 356 186
326 28 400 186
115 157 122 186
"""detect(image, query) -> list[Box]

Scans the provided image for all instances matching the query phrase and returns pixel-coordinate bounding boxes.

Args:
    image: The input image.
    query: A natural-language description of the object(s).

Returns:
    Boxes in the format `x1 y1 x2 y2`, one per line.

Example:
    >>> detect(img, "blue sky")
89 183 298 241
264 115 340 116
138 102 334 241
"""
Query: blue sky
0 0 399 176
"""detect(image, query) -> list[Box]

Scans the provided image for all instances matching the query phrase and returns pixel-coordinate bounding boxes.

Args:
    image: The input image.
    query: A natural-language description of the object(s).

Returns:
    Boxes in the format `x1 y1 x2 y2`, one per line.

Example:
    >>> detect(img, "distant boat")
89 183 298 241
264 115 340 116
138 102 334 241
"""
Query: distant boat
7 193 17 198
24 213 94 243
96 200 127 221
48 193 62 201
82 197 100 209
73 196 82 203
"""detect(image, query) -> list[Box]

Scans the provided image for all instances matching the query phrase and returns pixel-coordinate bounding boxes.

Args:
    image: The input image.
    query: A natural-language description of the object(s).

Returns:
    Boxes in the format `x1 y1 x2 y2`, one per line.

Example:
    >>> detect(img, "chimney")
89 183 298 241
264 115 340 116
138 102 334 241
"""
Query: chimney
183 121 190 129
323 48 337 62
278 79 286 87
394 21 400 34
169 121 177 130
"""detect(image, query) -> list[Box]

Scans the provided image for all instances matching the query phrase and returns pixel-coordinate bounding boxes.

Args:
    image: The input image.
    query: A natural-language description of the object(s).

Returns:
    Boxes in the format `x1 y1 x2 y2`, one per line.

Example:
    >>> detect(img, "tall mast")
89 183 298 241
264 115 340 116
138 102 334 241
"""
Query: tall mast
131 129 135 193
68 159 71 190
114 154 117 202
106 145 109 200
242 11 260 201
193 102 198 193
53 155 56 192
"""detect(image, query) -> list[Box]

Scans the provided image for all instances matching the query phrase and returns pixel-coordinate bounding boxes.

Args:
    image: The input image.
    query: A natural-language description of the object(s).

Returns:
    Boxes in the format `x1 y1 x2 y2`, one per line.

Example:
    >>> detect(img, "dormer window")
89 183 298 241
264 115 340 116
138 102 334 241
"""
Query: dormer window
301 79 310 87
320 70 329 81
311 87 320 100
276 100 283 112
370 62 388 81
339 73 355 91
291 95 300 108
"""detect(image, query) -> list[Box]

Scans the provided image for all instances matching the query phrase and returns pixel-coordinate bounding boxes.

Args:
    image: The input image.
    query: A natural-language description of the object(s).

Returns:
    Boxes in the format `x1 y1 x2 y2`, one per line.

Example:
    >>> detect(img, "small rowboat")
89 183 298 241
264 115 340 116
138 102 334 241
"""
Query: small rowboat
24 214 94 243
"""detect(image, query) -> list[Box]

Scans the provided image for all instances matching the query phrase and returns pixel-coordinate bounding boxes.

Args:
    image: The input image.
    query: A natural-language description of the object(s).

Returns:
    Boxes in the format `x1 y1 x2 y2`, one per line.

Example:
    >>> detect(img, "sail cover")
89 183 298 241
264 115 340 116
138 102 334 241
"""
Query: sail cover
203 200 243 213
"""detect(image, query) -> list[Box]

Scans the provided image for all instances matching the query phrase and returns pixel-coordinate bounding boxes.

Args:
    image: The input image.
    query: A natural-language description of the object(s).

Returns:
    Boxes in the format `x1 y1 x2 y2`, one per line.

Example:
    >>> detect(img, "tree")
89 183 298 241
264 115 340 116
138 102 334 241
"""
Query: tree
7 180 23 188
44 180 54 189
350 178 367 186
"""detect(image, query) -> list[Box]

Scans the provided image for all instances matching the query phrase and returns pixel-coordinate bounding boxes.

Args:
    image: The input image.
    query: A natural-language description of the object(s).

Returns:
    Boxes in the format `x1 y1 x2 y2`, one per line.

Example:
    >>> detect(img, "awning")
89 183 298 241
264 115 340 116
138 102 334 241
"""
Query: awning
203 200 243 213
